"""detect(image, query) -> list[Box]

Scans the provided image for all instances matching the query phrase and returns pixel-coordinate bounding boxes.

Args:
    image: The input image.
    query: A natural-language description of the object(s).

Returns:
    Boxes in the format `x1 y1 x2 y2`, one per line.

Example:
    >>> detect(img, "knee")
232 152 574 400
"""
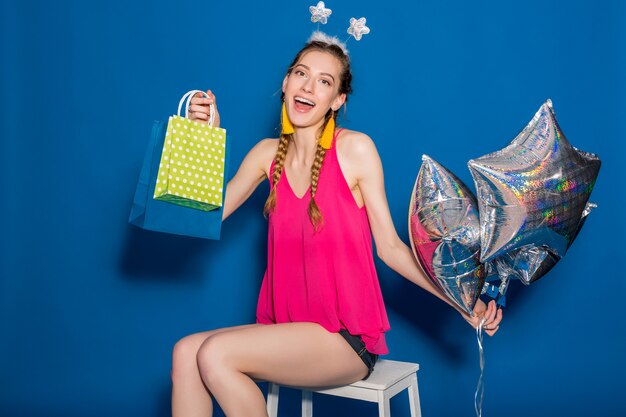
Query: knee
171 334 202 383
196 334 232 387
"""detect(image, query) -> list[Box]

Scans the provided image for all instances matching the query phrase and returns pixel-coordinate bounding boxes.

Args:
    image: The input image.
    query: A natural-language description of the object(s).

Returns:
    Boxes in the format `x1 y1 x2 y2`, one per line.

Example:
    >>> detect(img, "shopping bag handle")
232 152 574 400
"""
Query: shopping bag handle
177 90 216 127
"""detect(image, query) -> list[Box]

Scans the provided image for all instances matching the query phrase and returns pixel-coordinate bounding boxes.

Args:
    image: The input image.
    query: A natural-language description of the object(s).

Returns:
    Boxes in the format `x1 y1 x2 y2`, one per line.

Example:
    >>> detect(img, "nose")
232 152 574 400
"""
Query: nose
301 77 314 94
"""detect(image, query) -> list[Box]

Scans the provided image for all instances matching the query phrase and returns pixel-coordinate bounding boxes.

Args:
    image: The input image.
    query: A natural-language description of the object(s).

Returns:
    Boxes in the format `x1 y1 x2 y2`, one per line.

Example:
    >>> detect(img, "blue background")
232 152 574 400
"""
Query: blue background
1 0 624 416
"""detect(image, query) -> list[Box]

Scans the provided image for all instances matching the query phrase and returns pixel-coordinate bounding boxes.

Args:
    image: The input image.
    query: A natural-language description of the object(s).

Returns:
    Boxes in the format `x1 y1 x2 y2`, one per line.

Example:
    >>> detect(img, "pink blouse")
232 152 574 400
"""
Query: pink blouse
256 129 391 354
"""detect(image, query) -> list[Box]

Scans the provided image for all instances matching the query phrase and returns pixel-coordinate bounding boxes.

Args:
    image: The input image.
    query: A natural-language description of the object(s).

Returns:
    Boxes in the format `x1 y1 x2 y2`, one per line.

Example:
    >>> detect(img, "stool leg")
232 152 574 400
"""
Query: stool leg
266 383 280 417
377 390 391 417
408 374 422 417
302 390 313 417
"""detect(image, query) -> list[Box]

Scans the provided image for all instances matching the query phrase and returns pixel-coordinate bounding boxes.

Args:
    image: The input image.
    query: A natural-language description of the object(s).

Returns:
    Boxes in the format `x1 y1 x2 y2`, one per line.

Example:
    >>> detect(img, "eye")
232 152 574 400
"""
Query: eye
295 70 307 77
320 79 332 86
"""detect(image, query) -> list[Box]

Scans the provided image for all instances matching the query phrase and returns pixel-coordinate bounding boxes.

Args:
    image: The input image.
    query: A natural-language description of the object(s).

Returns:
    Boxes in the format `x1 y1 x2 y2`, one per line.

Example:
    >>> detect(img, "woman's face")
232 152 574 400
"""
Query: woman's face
282 49 346 130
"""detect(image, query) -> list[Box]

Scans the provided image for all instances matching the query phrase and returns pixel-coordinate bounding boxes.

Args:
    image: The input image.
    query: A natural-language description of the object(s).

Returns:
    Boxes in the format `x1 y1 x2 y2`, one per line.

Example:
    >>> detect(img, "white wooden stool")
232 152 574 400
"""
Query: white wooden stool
265 359 421 417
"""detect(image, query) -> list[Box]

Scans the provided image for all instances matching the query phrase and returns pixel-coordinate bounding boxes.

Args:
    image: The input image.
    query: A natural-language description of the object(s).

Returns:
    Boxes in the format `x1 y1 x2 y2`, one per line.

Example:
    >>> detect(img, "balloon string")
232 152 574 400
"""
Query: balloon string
475 318 485 417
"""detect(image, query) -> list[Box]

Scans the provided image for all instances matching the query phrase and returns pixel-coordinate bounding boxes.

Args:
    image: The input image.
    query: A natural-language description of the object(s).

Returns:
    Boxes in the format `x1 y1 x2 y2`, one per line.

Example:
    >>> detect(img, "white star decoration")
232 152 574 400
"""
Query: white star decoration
309 1 332 24
347 17 370 41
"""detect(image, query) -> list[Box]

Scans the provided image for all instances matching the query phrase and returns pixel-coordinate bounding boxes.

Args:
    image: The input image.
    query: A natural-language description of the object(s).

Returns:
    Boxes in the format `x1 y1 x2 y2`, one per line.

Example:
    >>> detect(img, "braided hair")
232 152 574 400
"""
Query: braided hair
263 40 353 231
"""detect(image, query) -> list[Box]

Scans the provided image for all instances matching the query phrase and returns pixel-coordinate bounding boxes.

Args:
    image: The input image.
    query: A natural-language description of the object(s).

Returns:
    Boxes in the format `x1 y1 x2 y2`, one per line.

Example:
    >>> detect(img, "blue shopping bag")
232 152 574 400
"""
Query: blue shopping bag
128 119 230 240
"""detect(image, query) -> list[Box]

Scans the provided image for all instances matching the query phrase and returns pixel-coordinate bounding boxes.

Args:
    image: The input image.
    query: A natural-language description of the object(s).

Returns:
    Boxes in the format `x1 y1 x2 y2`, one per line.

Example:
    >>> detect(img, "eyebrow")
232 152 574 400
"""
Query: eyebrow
294 64 336 83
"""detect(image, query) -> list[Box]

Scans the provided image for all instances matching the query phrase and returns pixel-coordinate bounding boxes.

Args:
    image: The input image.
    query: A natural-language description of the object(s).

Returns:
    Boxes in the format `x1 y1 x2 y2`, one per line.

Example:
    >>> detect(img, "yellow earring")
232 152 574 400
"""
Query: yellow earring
281 102 294 135
319 116 335 149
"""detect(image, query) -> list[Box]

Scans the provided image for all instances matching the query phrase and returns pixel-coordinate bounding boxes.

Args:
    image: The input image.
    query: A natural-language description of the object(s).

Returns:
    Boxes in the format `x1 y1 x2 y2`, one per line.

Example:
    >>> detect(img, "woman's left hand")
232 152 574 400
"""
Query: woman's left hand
463 299 503 336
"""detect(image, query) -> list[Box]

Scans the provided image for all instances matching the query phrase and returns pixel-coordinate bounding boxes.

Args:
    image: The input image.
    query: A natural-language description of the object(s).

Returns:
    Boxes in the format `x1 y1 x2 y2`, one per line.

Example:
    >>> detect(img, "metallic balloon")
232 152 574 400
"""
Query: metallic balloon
408 155 485 316
468 99 601 263
493 245 559 286
493 202 596 285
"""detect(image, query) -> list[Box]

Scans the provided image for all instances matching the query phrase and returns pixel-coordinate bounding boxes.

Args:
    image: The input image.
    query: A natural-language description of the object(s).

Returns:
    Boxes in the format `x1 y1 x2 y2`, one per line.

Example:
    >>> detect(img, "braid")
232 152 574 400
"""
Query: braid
308 113 336 231
308 143 327 231
263 133 291 217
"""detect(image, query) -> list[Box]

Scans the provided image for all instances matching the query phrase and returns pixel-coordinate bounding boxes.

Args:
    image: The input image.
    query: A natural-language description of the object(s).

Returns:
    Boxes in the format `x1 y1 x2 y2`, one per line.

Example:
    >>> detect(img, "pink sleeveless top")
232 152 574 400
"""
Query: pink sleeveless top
255 129 391 354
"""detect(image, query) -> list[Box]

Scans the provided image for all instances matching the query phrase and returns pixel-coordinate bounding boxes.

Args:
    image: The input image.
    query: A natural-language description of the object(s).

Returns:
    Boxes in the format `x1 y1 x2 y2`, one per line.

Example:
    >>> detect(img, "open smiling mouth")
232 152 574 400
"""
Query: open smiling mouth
294 96 316 111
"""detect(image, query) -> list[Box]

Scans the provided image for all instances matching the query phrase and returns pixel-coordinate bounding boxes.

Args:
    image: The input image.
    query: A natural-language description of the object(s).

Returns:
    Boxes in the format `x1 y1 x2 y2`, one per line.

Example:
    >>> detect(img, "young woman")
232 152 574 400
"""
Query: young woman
172 35 503 417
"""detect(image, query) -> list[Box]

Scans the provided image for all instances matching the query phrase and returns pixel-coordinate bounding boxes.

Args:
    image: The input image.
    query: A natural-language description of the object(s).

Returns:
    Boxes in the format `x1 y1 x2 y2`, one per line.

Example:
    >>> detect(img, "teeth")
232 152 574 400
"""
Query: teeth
295 97 315 106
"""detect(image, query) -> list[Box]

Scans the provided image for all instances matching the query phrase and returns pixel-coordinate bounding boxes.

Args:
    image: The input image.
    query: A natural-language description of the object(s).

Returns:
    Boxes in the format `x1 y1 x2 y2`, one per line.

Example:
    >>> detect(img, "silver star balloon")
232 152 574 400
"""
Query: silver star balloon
468 99 601 263
408 155 485 316
493 202 596 285
493 245 559 286
309 1 332 24
347 17 370 41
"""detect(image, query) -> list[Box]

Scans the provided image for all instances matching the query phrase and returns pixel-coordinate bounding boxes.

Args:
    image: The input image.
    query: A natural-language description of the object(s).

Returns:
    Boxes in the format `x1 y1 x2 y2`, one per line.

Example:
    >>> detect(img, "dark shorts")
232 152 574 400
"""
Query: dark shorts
338 329 379 380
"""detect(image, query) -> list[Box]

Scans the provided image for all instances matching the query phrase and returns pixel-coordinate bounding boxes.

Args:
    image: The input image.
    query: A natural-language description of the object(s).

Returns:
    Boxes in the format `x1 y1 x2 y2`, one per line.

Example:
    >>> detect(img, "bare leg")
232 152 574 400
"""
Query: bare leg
196 322 368 417
171 323 263 417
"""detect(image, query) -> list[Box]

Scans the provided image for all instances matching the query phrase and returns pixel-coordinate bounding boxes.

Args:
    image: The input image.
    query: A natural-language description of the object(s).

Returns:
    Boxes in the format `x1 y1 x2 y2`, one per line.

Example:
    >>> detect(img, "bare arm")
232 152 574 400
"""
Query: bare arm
221 138 277 221
344 132 502 334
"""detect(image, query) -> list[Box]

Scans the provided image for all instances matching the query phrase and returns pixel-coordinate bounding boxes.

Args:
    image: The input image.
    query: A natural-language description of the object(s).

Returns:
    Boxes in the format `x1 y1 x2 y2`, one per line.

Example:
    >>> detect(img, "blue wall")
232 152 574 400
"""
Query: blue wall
1 1 624 416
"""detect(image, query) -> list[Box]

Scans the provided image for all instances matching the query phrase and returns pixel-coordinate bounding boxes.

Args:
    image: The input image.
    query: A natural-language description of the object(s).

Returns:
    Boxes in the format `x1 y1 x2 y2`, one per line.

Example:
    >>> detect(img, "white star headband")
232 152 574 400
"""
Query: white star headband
310 1 332 24
308 31 349 55
308 1 370 53
347 17 370 41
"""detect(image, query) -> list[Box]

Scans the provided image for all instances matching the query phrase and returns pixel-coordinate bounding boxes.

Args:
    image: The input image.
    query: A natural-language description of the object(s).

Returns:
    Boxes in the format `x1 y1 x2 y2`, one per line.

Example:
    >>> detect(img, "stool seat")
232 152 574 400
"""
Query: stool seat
264 359 421 417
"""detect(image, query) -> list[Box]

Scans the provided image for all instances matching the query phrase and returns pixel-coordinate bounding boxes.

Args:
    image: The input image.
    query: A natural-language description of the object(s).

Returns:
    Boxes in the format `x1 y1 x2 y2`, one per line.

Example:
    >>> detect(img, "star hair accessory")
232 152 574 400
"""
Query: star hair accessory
308 31 349 55
309 1 332 25
347 17 370 41
307 2 371 48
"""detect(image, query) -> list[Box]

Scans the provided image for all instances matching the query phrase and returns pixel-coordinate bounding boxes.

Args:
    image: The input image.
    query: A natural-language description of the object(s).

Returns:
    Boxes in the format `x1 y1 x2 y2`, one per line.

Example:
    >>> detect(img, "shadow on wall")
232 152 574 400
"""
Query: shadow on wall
117 110 277 283
380 268 466 364
117 181 270 283
118 225 213 282
378 229 528 365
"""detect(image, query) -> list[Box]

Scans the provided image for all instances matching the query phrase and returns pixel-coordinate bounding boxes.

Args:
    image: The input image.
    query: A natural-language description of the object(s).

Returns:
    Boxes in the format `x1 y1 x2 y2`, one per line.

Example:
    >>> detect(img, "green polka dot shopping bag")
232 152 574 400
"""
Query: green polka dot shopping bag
128 90 230 239
154 90 227 210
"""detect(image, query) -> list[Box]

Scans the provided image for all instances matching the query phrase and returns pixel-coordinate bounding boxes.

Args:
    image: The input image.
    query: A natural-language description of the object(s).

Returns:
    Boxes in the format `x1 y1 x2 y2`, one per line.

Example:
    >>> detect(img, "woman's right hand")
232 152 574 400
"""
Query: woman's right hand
188 89 221 128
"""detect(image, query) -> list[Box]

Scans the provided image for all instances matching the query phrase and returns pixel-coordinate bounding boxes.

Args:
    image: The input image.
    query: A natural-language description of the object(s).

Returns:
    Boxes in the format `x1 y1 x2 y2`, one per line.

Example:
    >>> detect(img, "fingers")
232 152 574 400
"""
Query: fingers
493 306 503 327
486 320 500 336
466 299 503 336
191 90 216 106
480 301 495 329
485 303 503 336
186 89 221 127
188 90 219 124
189 104 211 114
473 298 486 315
190 97 215 106
189 107 209 121
204 89 220 127
487 300 496 321
205 89 216 102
